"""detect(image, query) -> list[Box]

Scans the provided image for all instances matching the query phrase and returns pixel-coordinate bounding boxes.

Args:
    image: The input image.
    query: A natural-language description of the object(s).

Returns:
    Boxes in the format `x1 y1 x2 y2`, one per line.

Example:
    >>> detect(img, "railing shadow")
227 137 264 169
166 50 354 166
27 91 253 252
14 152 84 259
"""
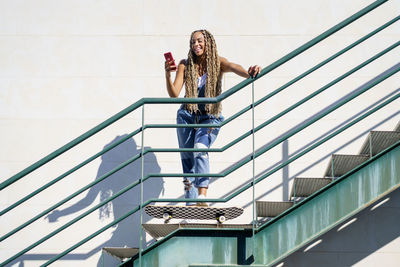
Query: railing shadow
214 87 399 207
40 134 164 266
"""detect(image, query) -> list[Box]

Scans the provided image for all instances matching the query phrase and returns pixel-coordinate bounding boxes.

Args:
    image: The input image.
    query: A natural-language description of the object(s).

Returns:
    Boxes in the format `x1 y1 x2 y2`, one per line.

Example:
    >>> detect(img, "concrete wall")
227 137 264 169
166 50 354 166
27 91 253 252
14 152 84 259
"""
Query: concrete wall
0 0 399 266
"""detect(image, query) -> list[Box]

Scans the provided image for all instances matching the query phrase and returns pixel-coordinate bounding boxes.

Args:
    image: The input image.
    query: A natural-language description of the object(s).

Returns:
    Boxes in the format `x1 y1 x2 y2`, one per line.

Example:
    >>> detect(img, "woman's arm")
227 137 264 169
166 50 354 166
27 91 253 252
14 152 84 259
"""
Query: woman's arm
165 59 186 97
220 56 261 78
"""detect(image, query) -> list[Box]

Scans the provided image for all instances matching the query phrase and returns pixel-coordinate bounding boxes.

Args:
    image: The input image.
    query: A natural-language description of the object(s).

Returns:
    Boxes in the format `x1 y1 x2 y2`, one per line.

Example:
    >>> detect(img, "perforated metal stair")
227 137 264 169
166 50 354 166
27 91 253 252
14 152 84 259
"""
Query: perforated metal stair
256 125 400 219
102 247 139 262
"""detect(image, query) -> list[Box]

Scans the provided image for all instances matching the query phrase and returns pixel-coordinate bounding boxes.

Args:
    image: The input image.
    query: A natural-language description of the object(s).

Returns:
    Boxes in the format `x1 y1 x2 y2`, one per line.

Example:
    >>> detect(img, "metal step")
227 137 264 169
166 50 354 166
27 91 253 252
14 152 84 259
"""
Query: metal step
102 247 139 261
290 177 332 198
324 154 369 178
395 121 400 132
256 201 293 218
359 131 400 156
142 223 252 239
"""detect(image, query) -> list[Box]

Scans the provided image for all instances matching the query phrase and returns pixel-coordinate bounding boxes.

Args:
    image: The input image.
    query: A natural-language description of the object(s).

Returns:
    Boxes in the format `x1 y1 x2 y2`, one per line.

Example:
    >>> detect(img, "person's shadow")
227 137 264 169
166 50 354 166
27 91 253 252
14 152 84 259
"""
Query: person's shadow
46 134 163 266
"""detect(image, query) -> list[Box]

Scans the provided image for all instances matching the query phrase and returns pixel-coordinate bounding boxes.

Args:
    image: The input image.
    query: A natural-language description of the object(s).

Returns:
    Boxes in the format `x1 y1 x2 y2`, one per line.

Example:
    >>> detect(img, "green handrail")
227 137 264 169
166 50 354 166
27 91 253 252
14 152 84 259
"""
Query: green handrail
0 129 141 216
4 56 398 267
0 0 393 265
49 77 400 267
0 0 388 191
44 67 400 267
122 92 400 267
3 13 398 220
3 39 397 245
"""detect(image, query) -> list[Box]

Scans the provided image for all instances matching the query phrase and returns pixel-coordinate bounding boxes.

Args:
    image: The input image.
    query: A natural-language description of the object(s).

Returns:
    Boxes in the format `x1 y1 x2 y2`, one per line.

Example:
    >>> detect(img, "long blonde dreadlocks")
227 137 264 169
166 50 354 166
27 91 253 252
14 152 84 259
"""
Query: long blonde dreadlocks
184 30 222 116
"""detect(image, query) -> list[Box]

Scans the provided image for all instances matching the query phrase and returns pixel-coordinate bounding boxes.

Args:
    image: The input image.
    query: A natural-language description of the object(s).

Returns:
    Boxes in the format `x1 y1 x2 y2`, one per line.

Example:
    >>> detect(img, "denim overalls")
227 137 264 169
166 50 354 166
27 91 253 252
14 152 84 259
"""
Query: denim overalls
176 74 224 205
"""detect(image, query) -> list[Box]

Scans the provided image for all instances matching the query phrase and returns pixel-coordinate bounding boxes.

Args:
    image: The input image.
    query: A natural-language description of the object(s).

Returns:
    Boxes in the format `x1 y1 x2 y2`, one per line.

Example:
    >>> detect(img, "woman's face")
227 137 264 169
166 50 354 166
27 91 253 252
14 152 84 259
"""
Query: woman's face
191 31 205 57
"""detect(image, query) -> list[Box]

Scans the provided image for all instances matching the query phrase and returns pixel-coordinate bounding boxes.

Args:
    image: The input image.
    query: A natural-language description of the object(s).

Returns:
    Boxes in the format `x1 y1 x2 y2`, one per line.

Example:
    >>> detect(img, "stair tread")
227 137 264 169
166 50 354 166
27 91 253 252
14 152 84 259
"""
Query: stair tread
290 177 332 198
102 247 139 260
324 154 369 177
359 131 400 156
256 201 294 217
142 223 253 239
395 121 400 132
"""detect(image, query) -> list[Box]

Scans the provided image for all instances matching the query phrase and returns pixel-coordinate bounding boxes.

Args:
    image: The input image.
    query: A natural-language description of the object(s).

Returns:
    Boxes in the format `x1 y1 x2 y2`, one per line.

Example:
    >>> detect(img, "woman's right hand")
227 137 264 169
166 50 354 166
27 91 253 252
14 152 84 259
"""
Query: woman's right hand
165 60 177 77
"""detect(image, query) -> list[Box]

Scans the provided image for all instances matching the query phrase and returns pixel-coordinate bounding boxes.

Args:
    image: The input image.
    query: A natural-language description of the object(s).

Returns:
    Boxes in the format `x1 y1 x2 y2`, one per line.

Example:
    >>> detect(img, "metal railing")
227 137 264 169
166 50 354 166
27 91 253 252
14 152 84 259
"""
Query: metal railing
1 1 397 266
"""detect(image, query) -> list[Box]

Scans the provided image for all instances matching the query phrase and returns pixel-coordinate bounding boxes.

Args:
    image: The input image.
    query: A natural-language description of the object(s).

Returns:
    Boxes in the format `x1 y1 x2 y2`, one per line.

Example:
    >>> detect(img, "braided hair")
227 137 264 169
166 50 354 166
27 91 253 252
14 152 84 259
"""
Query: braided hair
184 30 222 116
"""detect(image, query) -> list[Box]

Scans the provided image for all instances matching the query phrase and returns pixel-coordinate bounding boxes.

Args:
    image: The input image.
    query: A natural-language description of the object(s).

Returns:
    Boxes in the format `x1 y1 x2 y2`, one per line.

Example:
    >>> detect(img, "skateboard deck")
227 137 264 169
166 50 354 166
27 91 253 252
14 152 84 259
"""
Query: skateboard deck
144 205 244 223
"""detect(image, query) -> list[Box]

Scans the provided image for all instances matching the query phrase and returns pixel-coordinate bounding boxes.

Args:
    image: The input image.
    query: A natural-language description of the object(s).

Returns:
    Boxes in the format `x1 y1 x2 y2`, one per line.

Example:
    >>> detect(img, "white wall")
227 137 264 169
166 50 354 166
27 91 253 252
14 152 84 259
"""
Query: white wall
0 0 399 266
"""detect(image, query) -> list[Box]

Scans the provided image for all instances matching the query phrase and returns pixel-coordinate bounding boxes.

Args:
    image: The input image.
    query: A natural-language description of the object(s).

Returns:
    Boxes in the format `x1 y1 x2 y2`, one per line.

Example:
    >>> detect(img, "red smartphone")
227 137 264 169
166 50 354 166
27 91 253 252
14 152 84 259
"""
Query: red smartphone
164 52 177 71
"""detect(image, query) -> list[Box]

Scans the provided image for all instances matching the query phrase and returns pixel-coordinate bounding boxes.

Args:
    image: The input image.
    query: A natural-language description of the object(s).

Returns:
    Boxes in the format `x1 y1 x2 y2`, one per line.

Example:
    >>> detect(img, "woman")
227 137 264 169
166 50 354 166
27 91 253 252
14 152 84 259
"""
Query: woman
164 29 261 206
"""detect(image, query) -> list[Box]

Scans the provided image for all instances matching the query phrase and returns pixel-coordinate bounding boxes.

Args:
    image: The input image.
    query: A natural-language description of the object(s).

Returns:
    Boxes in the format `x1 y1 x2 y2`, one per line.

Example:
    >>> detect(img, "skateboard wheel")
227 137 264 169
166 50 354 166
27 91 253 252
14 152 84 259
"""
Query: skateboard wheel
217 215 226 223
163 212 172 220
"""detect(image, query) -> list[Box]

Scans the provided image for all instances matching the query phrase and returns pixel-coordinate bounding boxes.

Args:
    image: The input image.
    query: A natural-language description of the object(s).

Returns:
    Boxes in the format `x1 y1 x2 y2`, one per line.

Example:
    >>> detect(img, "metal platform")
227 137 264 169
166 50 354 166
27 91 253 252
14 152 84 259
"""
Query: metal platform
290 177 332 198
102 247 139 261
324 154 369 177
256 201 293 218
143 223 253 239
359 131 400 156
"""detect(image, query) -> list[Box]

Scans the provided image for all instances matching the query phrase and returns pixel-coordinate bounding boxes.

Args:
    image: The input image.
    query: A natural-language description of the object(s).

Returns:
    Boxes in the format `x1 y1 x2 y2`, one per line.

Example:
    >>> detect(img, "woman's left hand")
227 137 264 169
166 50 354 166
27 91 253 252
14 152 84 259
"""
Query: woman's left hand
248 65 262 78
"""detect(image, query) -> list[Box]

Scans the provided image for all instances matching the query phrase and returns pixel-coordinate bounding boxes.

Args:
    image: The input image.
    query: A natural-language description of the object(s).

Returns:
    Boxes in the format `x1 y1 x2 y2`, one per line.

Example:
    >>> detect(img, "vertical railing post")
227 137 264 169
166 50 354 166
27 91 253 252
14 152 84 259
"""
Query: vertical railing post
251 81 256 255
139 104 145 267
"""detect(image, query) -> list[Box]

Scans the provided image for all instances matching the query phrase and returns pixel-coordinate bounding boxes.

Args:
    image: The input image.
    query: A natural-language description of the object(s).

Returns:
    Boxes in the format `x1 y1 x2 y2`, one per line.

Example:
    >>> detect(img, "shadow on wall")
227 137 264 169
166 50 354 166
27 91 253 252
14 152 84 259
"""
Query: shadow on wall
273 186 400 267
13 134 163 267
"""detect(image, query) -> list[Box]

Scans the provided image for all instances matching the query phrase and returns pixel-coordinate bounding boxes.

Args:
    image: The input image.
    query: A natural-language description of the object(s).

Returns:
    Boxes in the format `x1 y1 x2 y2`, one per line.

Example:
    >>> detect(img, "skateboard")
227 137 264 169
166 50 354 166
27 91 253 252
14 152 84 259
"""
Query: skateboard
144 205 244 224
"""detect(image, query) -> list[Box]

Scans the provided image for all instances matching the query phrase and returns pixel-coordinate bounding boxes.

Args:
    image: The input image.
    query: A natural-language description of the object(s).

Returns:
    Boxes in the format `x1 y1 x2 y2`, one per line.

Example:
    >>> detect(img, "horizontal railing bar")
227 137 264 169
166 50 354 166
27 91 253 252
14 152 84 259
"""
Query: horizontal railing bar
41 204 142 266
41 89 399 267
250 42 400 144
3 15 396 216
155 17 400 154
3 41 396 245
146 173 225 178
144 123 221 129
227 68 400 200
0 128 142 216
107 29 398 161
34 66 400 267
1 0 387 192
256 106 400 233
0 151 140 242
0 98 143 191
3 179 143 266
147 198 224 203
145 148 222 153
151 63 399 199
220 41 399 153
247 15 400 112
143 15 400 131
0 1 386 266
251 0 389 80
212 0 390 103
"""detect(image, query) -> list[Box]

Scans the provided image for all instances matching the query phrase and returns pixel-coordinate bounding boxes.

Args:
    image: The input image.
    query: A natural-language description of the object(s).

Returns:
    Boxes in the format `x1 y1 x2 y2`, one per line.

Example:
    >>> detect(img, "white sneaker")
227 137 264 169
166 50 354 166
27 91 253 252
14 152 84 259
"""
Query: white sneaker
197 194 208 207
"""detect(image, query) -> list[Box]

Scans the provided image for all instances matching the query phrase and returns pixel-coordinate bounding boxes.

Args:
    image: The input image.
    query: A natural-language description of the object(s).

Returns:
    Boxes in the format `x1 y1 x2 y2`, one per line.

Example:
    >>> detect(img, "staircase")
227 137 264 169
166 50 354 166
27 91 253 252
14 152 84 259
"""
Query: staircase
121 123 400 267
257 127 400 219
